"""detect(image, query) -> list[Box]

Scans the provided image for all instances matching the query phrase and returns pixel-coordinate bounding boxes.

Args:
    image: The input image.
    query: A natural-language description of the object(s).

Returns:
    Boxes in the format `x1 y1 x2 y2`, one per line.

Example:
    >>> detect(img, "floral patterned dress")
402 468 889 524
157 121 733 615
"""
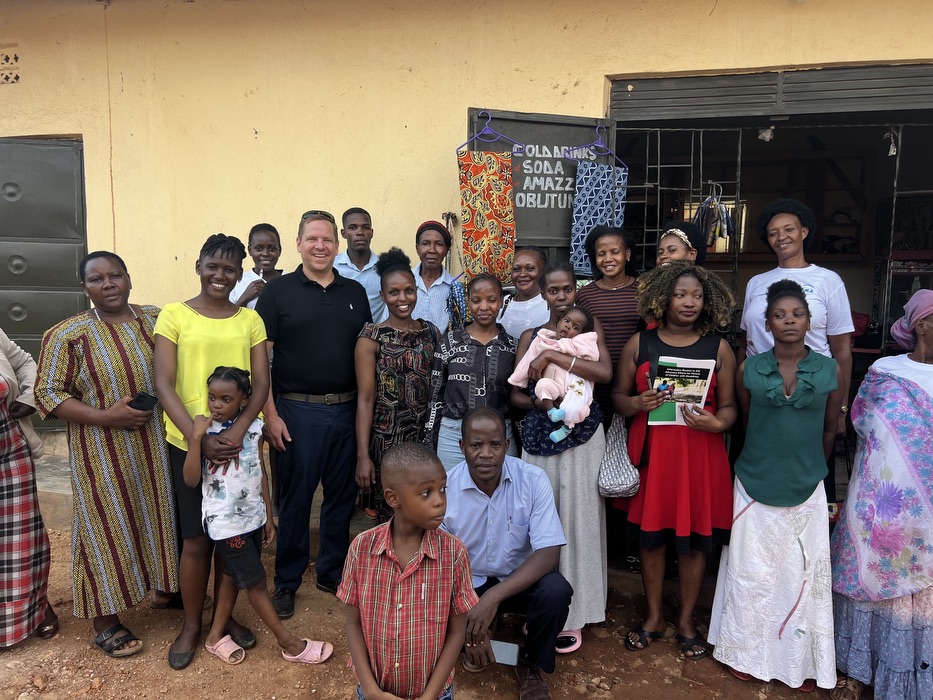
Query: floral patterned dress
831 354 933 699
360 321 435 521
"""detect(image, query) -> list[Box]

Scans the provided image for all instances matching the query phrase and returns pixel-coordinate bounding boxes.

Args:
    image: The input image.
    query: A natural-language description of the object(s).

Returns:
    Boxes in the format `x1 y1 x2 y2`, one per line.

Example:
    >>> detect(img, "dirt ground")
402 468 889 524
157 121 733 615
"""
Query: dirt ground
1 529 843 700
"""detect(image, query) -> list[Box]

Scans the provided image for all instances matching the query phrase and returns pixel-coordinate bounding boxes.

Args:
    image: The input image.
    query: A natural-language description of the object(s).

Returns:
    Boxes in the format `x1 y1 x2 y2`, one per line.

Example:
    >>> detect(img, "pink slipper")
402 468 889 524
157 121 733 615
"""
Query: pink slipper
205 634 245 665
282 638 333 664
555 628 582 654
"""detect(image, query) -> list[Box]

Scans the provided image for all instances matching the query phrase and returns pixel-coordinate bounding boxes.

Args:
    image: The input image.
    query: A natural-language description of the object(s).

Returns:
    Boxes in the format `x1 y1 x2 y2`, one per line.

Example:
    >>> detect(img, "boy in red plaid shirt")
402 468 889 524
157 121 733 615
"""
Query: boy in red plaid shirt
338 443 478 699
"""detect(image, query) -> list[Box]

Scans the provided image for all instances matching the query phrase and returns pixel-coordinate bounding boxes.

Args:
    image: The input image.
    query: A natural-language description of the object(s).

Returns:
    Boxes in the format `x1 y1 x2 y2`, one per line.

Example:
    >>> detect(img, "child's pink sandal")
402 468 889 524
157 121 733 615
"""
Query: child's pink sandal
282 638 333 664
205 634 245 665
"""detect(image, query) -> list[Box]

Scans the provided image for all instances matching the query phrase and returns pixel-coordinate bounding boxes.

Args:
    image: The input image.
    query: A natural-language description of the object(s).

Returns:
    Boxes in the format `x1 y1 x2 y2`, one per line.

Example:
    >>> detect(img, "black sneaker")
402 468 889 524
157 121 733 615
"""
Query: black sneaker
272 588 295 619
315 578 339 596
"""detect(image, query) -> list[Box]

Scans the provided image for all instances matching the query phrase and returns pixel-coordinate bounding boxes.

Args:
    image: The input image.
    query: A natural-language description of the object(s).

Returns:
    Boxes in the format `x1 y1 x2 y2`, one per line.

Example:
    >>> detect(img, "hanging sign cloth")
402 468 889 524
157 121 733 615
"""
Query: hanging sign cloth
457 149 516 284
570 160 628 275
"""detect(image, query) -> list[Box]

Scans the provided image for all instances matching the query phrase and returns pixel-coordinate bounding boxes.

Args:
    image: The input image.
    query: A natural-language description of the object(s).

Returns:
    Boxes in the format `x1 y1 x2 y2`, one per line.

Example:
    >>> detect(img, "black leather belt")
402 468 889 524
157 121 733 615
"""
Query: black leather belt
280 391 357 405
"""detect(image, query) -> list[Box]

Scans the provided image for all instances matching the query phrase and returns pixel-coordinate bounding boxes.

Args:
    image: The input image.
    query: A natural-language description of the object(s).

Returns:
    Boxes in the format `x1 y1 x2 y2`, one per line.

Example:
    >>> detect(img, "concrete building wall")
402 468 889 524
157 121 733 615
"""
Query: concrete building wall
2 0 932 304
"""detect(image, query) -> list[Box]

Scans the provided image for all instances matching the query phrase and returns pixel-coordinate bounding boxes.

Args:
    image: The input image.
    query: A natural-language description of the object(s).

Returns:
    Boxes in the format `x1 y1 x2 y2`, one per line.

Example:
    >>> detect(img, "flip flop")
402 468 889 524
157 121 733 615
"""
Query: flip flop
282 638 333 665
728 666 751 681
624 625 663 651
205 634 245 665
555 628 582 654
674 633 708 661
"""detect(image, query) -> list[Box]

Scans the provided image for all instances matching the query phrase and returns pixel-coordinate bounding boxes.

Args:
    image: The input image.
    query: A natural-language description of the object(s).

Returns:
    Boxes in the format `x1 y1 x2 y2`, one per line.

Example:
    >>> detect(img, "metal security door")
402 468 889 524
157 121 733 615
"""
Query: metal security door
0 138 87 372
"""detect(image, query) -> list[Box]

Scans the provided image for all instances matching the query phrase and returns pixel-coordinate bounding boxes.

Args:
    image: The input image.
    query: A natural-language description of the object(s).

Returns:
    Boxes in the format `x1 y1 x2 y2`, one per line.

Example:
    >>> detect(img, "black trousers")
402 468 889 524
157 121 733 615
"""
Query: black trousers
475 571 572 673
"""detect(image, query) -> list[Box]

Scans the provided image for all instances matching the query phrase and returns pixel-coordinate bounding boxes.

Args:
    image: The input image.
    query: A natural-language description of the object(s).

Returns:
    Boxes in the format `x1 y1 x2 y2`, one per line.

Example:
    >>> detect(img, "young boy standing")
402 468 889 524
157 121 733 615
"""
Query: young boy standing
338 443 477 700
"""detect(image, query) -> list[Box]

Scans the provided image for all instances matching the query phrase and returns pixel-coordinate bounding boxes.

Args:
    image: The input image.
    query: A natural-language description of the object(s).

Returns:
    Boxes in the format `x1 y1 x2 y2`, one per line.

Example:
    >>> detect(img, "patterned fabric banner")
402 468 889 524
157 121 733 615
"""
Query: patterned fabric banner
569 161 628 275
457 149 515 284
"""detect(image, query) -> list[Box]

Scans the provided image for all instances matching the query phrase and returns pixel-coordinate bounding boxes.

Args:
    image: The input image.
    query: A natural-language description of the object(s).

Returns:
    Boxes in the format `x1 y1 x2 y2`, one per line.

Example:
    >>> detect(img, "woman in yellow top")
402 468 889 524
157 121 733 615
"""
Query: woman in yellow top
154 234 269 670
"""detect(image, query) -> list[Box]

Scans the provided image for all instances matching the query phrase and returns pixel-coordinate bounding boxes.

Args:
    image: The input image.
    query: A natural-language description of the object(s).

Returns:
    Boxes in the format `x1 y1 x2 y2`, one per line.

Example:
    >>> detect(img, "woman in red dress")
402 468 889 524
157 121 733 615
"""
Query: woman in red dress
612 261 736 661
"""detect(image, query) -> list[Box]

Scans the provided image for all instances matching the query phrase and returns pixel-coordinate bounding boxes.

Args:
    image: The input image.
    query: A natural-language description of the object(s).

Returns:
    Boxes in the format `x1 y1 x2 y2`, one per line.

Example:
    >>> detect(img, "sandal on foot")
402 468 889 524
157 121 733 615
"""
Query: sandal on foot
205 634 245 665
460 652 488 673
675 633 708 661
830 676 865 700
283 638 333 664
624 625 663 651
555 628 582 654
798 679 817 693
94 623 143 658
35 608 59 640
728 667 751 681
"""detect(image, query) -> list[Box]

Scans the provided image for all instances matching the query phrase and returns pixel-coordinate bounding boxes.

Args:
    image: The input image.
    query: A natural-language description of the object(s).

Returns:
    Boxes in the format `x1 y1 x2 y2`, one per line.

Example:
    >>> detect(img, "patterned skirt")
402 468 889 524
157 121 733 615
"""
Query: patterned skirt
0 419 51 647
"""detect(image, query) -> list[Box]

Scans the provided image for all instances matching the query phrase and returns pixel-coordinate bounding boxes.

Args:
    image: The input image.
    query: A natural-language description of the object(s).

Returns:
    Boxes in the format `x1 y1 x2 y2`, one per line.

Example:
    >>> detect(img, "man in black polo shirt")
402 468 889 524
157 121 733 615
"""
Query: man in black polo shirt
256 209 371 618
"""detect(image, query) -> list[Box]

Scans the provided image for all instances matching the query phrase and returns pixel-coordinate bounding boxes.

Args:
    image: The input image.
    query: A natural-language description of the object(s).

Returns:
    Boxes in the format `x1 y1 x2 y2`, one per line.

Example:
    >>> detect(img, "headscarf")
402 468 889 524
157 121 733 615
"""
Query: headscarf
415 220 452 248
891 288 933 351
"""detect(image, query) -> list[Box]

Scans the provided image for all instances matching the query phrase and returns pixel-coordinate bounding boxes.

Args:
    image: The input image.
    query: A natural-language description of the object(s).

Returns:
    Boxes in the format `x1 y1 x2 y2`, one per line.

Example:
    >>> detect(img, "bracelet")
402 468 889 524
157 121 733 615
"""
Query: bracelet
569 356 578 373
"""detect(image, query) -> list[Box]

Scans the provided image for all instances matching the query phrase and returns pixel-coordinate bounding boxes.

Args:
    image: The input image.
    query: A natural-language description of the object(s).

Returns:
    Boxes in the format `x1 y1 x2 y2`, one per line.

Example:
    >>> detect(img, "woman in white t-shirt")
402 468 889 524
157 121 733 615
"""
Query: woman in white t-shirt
740 198 854 452
497 246 551 341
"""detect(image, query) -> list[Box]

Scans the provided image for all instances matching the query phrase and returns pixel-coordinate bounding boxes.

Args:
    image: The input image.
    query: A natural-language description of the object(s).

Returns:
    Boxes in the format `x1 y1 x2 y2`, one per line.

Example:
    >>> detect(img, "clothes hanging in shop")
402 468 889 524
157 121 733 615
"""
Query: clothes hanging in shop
458 149 516 284
570 161 628 275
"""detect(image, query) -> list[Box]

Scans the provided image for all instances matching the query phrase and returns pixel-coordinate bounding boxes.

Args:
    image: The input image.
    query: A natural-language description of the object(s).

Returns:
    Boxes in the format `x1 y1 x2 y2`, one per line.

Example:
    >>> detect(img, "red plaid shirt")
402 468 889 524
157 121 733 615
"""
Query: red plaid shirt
337 521 478 699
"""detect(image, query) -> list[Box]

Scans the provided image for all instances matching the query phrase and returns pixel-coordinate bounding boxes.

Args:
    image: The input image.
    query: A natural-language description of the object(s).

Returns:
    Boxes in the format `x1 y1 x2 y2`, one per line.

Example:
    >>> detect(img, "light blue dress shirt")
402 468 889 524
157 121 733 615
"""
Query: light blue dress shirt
412 264 456 334
442 455 566 588
335 251 387 323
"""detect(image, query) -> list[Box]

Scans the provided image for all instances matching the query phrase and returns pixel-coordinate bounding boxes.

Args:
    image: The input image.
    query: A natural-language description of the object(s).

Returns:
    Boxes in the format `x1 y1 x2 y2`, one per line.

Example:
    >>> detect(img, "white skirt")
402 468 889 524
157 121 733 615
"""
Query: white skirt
708 477 836 689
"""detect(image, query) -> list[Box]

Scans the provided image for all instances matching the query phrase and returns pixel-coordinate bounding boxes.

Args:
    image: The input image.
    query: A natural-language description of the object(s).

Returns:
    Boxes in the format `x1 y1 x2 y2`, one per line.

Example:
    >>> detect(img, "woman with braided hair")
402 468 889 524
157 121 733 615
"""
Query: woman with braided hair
612 260 736 662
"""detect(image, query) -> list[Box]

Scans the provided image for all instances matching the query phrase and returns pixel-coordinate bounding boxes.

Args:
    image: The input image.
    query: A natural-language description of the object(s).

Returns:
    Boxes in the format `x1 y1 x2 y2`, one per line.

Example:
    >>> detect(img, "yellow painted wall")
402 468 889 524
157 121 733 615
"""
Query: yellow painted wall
2 0 932 306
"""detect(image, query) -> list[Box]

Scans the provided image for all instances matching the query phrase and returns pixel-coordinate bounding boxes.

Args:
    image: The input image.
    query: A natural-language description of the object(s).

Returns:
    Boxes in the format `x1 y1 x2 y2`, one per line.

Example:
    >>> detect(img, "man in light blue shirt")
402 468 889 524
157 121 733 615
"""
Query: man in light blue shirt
442 407 571 700
334 207 387 322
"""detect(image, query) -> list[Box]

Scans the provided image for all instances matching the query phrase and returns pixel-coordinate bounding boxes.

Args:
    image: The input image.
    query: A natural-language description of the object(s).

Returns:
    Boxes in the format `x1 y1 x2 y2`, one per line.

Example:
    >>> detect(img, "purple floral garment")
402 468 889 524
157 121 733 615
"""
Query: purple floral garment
831 368 933 602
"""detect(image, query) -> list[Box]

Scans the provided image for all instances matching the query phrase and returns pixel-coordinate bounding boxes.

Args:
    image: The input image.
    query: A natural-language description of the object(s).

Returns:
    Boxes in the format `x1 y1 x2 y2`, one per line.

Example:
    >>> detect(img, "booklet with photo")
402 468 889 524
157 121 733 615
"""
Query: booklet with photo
647 355 716 426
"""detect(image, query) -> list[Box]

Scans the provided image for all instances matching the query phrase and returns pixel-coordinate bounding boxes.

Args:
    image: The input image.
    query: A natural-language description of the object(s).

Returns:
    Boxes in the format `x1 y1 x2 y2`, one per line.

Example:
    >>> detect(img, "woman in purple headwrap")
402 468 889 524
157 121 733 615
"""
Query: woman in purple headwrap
830 289 933 700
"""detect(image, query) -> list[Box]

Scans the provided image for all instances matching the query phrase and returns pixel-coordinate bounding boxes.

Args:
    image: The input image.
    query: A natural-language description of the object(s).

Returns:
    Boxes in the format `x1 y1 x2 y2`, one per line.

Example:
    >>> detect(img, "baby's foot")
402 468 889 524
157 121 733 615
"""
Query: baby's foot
547 407 565 422
549 425 572 442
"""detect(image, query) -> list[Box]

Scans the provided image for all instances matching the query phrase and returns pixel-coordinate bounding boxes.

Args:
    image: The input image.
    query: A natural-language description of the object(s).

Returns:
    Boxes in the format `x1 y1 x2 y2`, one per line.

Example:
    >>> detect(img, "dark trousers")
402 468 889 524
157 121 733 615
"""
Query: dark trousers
273 398 357 592
475 571 572 674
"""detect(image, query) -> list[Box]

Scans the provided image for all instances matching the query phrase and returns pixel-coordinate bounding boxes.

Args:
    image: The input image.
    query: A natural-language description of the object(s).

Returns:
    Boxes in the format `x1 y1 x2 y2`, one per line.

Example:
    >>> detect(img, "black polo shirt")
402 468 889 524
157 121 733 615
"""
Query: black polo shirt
256 266 372 395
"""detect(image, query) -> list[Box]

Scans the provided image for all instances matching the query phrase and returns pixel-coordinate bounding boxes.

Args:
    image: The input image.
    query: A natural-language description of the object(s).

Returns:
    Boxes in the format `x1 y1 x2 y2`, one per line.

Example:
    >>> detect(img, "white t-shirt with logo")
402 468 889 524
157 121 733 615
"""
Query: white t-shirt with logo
741 264 854 358
200 417 266 540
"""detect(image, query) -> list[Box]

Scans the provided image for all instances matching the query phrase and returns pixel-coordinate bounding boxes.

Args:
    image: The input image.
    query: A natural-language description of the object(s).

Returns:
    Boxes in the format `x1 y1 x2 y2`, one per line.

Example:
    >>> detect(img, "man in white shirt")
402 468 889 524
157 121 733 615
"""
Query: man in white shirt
334 207 387 322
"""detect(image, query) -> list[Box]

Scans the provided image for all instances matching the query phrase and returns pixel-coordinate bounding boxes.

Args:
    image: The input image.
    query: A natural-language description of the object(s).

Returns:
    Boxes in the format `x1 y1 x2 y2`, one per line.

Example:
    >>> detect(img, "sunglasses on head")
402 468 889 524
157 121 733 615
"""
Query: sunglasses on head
301 209 336 223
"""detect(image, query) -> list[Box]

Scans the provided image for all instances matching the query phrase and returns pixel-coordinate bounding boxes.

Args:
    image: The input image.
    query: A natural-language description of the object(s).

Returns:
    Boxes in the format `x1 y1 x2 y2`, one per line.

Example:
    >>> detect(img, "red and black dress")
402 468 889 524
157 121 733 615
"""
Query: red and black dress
623 329 732 553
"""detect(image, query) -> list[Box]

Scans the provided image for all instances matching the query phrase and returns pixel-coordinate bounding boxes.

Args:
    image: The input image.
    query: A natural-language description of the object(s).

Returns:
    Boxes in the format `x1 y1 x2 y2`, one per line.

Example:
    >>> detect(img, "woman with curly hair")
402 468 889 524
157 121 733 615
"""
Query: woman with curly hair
354 248 438 521
708 279 844 692
612 261 736 661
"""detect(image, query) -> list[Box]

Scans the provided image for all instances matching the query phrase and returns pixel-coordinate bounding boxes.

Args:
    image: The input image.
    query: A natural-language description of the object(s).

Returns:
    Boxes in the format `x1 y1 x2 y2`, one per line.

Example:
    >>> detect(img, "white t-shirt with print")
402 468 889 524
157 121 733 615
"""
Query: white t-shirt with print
741 264 854 358
200 417 266 540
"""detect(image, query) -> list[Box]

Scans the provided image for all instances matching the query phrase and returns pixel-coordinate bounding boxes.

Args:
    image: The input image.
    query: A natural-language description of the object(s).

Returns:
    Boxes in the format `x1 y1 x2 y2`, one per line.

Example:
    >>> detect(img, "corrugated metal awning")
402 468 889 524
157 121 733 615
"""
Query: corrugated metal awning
610 64 933 122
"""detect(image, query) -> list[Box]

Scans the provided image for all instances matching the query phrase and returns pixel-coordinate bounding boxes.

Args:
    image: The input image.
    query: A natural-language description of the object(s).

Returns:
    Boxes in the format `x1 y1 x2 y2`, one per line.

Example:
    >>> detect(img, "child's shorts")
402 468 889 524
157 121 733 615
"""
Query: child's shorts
356 685 453 700
215 527 266 589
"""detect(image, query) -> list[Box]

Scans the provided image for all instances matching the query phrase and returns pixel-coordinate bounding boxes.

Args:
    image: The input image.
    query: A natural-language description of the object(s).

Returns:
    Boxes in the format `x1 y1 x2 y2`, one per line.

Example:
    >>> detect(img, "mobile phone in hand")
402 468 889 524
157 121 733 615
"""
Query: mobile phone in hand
128 391 158 411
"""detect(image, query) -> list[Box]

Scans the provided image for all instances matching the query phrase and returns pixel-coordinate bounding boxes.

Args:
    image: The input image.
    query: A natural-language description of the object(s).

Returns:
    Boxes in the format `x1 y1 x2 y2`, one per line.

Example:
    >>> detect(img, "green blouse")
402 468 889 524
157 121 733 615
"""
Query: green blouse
736 348 837 507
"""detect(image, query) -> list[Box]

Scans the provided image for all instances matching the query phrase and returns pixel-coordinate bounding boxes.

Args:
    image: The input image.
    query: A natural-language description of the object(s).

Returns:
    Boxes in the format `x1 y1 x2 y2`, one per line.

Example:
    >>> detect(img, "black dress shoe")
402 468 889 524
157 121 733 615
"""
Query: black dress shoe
315 578 339 596
272 588 295 619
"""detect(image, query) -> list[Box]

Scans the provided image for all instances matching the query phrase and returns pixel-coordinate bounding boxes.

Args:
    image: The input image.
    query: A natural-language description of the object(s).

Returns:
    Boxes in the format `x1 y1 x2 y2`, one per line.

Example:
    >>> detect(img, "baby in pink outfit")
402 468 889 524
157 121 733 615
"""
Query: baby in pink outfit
509 306 598 442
